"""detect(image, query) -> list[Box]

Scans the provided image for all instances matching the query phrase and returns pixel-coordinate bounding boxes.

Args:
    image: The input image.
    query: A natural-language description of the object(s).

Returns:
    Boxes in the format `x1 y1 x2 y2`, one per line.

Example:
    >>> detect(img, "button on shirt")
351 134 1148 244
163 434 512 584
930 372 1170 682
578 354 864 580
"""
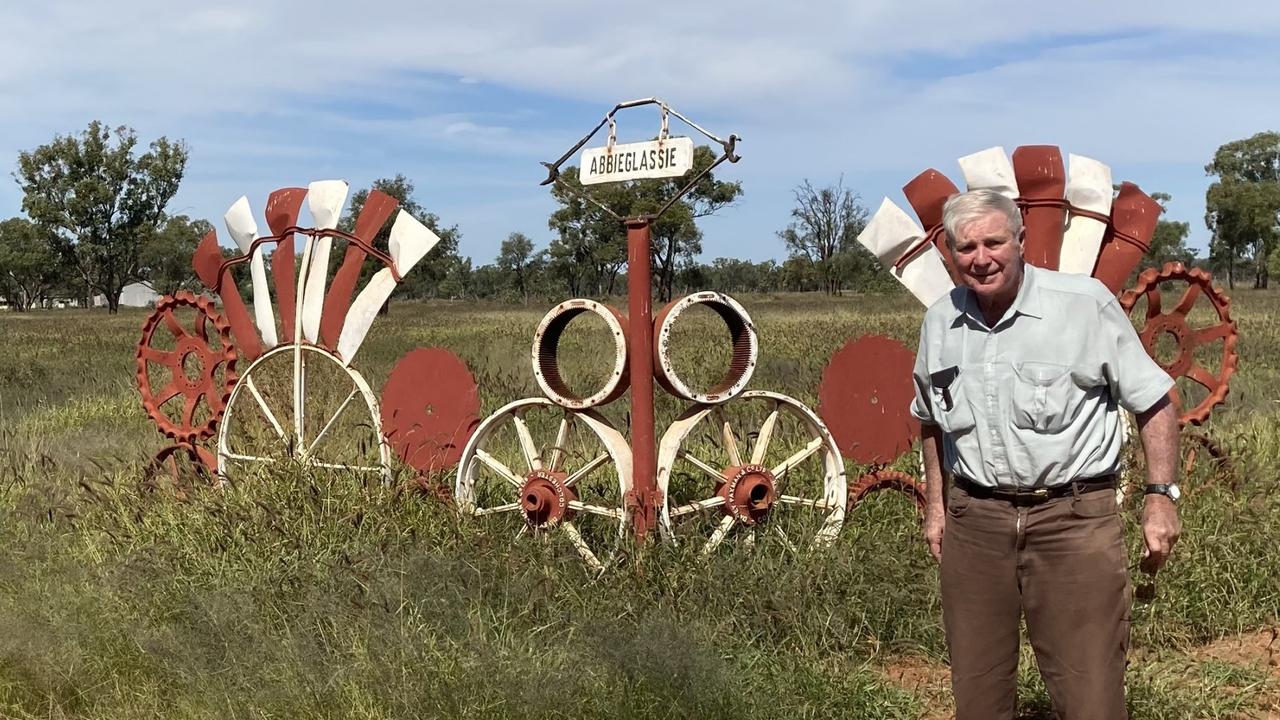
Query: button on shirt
910 264 1174 488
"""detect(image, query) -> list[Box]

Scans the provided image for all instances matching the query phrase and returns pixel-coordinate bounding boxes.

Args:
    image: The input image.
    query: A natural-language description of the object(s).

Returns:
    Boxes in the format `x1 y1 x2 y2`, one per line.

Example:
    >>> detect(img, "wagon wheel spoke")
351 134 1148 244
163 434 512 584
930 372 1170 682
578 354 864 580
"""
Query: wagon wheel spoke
560 521 602 571
511 412 543 472
771 525 799 554
1193 322 1233 344
547 417 573 472
676 449 727 483
243 376 288 446
568 500 624 520
751 404 780 465
1185 363 1221 392
713 408 743 467
1174 283 1202 316
669 495 725 518
778 494 836 511
162 308 188 340
474 448 524 489
771 437 825 484
1145 289 1163 319
563 453 610 488
307 388 361 456
702 515 737 555
474 502 522 517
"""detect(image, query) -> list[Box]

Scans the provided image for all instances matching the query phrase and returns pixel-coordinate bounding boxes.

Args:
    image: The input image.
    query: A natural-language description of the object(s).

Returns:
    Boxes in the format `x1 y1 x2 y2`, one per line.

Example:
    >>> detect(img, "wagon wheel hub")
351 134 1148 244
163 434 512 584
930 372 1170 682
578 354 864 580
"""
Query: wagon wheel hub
718 464 777 525
519 470 575 529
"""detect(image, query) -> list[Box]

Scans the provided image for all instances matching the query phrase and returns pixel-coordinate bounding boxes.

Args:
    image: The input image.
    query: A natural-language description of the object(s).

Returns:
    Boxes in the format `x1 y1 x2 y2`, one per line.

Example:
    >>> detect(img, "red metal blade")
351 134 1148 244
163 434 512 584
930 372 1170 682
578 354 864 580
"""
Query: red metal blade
193 229 261 360
265 188 307 342
318 190 400 350
1012 145 1066 270
903 169 963 283
1093 183 1160 294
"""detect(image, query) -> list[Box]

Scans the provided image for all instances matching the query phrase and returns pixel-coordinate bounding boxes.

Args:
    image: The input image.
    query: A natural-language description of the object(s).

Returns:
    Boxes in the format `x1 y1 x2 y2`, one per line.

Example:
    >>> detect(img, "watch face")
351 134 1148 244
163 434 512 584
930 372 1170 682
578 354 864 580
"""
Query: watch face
1168 484 1182 502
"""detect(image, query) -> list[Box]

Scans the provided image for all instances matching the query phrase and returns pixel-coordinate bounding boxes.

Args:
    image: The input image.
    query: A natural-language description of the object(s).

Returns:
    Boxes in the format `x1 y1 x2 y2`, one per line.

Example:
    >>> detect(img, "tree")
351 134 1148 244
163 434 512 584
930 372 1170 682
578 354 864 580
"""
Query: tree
0 218 63 310
1204 131 1280 289
1140 193 1195 272
339 174 465 306
140 215 211 296
14 121 188 312
777 178 870 295
497 232 540 303
547 144 742 301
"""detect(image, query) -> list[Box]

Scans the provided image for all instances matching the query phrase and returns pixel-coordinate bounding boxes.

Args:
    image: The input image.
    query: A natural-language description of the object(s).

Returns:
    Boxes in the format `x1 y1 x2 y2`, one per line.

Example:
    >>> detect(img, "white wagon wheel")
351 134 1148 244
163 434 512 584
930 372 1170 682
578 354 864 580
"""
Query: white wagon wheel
657 390 846 555
455 398 632 572
217 343 391 482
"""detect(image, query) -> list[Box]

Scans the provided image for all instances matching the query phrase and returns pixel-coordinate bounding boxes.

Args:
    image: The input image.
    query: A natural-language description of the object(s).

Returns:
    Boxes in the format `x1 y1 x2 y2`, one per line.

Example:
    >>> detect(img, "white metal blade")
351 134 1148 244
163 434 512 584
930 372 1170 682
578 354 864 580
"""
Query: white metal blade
1059 154 1114 276
388 210 441 275
301 179 349 343
858 198 955 307
223 196 277 347
335 268 395 362
958 146 1018 199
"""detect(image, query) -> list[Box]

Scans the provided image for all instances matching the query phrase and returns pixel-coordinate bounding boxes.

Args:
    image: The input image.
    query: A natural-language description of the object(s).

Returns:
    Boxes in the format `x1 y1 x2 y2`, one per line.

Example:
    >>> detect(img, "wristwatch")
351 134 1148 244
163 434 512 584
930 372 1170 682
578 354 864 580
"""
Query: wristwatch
1144 483 1181 503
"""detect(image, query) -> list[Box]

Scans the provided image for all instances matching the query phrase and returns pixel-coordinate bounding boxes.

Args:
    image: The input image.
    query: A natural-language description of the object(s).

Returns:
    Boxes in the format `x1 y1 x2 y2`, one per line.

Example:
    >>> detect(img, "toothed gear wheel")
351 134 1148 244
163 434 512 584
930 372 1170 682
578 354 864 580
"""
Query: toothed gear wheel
136 291 238 443
1119 262 1237 427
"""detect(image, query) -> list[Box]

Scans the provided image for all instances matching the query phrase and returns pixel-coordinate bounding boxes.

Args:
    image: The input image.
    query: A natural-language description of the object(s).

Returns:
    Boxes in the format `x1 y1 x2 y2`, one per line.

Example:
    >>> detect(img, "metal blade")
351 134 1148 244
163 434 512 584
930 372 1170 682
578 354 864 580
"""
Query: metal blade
300 180 349 344
388 210 441 275
958 146 1018 198
858 198 953 307
224 196 278 347
336 268 396 362
1059 154 1113 276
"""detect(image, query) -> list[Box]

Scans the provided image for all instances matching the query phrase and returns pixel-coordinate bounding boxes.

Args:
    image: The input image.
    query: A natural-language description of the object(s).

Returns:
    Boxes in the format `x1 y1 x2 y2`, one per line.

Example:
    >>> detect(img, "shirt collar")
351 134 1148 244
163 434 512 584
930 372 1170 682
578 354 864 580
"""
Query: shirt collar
957 261 1044 328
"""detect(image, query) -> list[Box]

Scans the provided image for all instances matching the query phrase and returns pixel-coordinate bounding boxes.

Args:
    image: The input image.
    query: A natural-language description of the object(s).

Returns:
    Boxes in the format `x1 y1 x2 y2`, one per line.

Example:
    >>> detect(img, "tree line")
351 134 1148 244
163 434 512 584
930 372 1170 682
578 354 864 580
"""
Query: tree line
1 121 1269 311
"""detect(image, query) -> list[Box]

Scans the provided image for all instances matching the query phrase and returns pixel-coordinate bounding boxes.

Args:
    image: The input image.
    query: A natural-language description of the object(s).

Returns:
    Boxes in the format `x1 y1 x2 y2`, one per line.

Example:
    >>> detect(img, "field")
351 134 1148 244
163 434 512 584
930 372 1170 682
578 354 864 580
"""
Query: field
1 290 1278 719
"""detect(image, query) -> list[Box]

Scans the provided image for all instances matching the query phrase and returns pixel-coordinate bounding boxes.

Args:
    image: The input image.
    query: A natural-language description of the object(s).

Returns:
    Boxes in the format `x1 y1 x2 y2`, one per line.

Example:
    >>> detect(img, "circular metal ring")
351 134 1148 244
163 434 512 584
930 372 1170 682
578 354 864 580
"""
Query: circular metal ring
653 292 758 404
531 299 630 409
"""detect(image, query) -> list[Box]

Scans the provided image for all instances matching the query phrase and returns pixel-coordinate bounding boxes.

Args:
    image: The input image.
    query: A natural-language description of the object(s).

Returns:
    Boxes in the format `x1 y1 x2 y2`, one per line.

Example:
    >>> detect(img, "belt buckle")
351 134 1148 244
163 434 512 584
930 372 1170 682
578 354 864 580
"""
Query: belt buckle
1013 486 1049 505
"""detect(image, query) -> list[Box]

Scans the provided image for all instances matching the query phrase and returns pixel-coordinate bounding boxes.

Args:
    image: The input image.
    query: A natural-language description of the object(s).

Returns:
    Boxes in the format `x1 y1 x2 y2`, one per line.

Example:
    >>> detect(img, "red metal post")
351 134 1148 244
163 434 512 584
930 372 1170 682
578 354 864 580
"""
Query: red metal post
626 217 657 542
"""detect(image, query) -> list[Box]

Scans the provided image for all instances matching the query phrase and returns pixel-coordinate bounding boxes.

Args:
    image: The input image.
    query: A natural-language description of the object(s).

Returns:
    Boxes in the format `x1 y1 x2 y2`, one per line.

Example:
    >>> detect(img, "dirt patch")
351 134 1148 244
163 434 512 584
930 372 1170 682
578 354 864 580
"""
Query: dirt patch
882 654 953 720
1190 627 1280 718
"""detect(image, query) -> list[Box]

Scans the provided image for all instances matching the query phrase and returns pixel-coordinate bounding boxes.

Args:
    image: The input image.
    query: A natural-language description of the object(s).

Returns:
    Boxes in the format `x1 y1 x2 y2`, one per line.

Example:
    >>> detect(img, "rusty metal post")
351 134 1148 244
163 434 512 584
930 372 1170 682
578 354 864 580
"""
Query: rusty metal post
626 216 658 542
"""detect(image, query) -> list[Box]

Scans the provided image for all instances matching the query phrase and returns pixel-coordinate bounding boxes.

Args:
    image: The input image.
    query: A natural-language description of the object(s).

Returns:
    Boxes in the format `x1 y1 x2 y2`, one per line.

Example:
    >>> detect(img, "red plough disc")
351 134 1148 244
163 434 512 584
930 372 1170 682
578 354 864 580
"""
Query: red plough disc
818 335 920 465
381 348 481 474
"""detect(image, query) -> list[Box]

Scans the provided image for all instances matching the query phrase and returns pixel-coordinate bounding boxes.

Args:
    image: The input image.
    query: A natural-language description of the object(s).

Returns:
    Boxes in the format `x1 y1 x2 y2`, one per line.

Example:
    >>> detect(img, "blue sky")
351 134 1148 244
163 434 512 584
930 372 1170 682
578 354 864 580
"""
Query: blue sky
2 1 1279 265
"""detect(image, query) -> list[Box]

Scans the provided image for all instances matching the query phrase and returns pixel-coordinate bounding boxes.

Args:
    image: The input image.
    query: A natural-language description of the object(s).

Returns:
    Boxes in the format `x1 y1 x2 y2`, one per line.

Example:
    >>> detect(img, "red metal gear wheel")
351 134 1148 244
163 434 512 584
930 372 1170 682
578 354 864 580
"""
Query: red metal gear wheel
136 292 238 444
1119 262 1238 427
818 335 921 464
143 442 219 496
847 469 927 516
381 347 482 474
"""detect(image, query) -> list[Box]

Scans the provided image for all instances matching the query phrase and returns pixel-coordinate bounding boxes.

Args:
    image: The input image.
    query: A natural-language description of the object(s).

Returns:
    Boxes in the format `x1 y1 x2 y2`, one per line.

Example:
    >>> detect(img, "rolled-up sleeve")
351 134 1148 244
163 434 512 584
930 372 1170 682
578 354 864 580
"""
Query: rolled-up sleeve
1098 297 1175 414
911 322 936 424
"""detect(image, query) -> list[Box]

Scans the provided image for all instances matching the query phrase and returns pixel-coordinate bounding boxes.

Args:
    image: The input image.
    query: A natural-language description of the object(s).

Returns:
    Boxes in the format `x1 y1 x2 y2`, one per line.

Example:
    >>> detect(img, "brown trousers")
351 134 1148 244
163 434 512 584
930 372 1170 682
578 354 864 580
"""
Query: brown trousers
941 482 1131 720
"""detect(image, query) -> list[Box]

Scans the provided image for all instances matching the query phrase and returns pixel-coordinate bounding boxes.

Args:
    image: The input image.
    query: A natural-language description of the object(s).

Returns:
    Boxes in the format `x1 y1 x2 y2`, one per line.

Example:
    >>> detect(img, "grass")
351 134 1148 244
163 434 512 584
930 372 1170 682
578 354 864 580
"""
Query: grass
0 290 1278 718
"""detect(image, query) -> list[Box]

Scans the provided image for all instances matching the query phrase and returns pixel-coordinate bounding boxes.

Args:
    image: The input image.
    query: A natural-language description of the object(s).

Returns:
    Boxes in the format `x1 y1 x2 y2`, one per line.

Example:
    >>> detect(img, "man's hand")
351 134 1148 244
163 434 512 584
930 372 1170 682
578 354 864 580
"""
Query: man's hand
1140 494 1181 574
924 506 945 562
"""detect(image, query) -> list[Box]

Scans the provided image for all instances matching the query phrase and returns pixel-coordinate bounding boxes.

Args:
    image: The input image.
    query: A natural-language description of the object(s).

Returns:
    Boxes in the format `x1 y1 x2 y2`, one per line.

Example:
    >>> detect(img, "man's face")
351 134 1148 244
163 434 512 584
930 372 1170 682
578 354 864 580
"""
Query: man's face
951 210 1025 307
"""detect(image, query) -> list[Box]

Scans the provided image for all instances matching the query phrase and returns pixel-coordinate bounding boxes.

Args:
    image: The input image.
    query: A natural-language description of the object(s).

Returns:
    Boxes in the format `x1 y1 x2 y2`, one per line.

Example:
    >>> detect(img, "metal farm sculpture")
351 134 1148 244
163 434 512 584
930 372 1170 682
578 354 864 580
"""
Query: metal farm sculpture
132 127 1241 571
136 180 480 487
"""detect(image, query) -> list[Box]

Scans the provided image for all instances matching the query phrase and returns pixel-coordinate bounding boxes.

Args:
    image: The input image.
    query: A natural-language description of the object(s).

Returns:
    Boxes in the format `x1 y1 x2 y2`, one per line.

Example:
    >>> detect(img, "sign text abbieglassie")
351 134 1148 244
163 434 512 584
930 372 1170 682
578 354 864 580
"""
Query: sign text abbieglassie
580 137 694 185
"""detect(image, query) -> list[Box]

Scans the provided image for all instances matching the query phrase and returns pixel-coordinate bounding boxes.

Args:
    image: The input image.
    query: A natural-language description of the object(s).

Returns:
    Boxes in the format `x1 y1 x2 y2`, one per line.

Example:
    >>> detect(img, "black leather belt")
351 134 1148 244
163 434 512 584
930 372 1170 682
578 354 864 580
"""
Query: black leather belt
951 474 1117 507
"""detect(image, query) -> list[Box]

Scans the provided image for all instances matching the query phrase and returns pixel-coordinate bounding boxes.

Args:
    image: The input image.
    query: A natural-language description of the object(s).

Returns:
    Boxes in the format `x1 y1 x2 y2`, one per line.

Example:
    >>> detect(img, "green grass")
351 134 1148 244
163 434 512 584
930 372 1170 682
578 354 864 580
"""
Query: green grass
0 290 1278 719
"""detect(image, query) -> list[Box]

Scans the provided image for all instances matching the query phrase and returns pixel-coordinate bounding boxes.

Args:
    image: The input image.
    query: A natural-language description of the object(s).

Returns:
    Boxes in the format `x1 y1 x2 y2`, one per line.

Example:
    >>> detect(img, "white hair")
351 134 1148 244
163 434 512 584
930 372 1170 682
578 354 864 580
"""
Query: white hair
941 189 1023 248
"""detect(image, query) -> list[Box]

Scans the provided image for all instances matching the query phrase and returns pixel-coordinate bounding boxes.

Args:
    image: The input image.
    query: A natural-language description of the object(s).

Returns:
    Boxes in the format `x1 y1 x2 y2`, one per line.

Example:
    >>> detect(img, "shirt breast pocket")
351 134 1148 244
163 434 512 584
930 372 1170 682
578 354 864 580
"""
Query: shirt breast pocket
929 367 977 434
1011 362 1095 433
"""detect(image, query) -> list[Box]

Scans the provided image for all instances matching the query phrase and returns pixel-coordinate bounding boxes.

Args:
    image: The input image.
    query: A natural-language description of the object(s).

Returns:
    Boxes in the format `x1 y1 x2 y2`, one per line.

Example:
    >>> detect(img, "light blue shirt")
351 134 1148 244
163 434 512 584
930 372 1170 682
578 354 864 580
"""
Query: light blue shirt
910 264 1173 488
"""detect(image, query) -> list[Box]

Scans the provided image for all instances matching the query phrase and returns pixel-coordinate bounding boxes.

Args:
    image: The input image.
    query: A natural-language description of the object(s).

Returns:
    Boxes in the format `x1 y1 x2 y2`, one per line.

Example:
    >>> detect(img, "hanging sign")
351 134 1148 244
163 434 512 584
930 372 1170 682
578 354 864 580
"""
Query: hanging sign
580 136 694 185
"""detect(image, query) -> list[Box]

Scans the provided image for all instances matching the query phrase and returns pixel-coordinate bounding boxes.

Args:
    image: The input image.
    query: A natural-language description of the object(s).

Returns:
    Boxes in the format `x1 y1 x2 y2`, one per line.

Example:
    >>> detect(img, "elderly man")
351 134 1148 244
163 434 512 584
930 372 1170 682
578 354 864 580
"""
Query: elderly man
912 189 1182 719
